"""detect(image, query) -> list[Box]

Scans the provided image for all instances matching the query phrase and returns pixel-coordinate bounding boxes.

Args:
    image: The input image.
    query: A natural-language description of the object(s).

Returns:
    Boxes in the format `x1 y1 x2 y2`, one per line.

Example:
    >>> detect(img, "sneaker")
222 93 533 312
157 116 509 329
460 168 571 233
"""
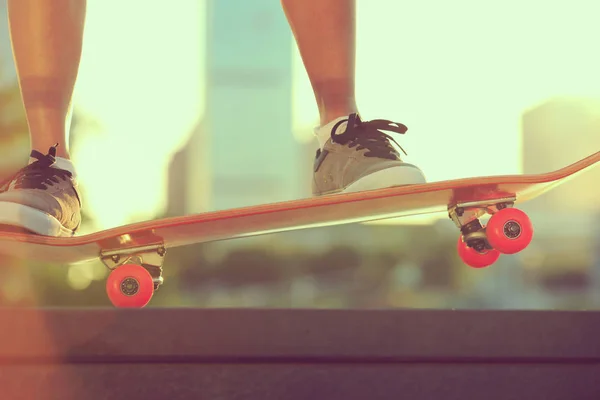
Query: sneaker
0 144 81 236
312 113 426 195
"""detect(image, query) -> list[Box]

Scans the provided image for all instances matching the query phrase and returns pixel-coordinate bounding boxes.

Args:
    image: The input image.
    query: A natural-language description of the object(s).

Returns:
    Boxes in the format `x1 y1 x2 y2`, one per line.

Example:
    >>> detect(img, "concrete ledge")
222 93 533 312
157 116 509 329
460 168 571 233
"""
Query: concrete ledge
0 308 599 399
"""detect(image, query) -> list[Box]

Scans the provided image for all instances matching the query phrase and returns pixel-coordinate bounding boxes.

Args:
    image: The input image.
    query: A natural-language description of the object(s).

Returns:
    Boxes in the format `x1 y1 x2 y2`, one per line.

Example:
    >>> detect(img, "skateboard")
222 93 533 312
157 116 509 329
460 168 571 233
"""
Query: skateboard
0 151 597 308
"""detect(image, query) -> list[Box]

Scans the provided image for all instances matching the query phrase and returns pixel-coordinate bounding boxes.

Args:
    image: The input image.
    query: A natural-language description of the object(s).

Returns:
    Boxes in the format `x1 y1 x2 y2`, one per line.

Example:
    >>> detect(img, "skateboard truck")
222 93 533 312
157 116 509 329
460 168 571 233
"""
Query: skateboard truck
447 196 533 268
448 196 516 249
100 244 166 307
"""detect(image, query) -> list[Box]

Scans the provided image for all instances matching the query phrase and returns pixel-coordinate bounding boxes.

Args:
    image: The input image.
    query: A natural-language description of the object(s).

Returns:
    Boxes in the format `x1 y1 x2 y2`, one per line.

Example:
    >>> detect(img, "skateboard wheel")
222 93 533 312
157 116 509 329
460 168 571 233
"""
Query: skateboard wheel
457 235 500 268
486 208 533 254
106 264 154 308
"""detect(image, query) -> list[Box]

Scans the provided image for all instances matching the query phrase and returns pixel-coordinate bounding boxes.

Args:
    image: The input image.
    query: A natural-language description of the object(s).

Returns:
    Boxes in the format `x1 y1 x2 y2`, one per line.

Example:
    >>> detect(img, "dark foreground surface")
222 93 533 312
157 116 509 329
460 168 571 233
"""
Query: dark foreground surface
0 308 598 399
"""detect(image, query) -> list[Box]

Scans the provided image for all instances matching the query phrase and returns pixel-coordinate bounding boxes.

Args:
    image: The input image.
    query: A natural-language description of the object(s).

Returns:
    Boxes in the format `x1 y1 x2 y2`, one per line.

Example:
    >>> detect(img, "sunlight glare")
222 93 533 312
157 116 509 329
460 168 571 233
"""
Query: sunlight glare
67 264 94 290
73 0 600 229
73 0 205 229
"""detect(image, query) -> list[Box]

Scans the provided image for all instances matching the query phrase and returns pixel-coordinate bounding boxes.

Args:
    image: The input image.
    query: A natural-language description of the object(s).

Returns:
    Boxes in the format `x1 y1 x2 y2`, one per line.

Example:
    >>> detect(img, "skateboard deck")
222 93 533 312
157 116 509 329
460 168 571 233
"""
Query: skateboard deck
0 151 598 307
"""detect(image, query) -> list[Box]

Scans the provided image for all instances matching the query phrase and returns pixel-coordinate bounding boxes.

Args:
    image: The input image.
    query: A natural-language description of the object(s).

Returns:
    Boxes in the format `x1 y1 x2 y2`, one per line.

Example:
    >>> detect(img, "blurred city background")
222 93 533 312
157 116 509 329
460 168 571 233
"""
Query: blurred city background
0 0 597 308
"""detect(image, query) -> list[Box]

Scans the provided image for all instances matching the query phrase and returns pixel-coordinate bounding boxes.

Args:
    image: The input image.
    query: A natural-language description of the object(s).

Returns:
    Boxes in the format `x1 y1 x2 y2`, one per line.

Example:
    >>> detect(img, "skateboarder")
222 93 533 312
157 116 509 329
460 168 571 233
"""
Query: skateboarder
0 0 425 237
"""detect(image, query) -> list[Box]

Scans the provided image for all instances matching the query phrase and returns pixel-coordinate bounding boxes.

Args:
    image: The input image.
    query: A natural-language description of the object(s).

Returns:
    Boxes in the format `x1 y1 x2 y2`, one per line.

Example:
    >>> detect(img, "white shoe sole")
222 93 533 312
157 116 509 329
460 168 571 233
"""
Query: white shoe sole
0 202 74 237
342 164 426 193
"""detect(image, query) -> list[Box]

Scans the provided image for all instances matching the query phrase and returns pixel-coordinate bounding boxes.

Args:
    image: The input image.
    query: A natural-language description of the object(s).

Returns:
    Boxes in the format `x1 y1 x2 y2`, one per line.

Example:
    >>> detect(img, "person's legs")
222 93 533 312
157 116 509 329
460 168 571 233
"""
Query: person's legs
8 0 86 159
281 0 426 195
0 0 84 236
281 0 357 127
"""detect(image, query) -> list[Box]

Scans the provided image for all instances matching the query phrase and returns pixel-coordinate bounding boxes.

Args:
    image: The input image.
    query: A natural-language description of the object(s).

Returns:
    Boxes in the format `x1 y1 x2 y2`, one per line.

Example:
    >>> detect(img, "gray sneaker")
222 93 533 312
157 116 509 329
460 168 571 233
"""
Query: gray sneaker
313 113 426 195
0 145 81 236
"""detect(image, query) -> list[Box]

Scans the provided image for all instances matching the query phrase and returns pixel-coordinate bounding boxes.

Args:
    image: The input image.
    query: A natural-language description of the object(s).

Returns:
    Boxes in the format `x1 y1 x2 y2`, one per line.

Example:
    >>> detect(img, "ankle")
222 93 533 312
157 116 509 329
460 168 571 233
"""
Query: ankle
320 109 358 127
30 143 70 159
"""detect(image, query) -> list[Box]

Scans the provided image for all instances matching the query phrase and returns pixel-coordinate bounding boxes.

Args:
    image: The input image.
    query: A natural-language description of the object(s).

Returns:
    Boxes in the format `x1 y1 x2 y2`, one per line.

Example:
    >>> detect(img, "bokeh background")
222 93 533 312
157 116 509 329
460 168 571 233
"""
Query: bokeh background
0 0 597 308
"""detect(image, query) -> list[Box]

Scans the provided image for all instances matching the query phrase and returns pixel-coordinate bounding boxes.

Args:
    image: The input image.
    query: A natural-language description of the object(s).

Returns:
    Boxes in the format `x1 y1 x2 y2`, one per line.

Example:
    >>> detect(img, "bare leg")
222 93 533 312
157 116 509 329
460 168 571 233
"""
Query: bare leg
283 0 427 196
281 0 357 126
7 0 86 159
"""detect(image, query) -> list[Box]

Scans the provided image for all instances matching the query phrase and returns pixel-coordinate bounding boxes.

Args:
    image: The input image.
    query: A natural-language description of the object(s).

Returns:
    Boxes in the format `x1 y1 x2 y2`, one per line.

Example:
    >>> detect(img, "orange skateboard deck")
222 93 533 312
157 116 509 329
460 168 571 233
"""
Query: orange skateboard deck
0 151 598 307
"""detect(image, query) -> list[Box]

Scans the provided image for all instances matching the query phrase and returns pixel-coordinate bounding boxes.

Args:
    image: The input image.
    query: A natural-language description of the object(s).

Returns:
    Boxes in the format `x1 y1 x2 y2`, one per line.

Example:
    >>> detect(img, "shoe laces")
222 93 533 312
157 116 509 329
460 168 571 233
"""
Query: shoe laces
2 144 73 190
330 113 409 160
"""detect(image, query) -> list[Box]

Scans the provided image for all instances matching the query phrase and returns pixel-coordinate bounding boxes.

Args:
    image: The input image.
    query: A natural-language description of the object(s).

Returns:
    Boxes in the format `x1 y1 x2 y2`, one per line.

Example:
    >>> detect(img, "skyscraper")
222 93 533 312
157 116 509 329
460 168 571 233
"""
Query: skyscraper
519 97 600 295
184 0 301 215
521 97 600 215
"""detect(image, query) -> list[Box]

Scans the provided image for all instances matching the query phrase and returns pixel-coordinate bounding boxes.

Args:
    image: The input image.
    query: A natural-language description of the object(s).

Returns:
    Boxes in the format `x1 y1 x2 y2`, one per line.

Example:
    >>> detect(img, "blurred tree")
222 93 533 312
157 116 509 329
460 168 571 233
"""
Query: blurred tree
212 247 286 287
303 245 362 279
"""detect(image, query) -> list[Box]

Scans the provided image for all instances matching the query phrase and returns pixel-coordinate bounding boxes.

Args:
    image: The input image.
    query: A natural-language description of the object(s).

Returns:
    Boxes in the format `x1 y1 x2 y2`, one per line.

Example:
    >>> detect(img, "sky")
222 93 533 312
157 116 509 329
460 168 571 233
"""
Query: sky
73 0 205 230
70 0 600 230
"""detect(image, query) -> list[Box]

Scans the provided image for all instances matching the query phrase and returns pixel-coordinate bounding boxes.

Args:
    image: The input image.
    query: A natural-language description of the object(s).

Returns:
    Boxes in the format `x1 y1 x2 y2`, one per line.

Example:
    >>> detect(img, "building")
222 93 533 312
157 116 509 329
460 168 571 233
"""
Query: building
179 0 302 216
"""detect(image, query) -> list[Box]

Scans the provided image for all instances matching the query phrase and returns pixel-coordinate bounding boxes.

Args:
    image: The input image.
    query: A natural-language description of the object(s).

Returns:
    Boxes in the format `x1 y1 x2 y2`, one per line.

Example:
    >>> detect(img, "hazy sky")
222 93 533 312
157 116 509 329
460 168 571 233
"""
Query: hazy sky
70 0 600 229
